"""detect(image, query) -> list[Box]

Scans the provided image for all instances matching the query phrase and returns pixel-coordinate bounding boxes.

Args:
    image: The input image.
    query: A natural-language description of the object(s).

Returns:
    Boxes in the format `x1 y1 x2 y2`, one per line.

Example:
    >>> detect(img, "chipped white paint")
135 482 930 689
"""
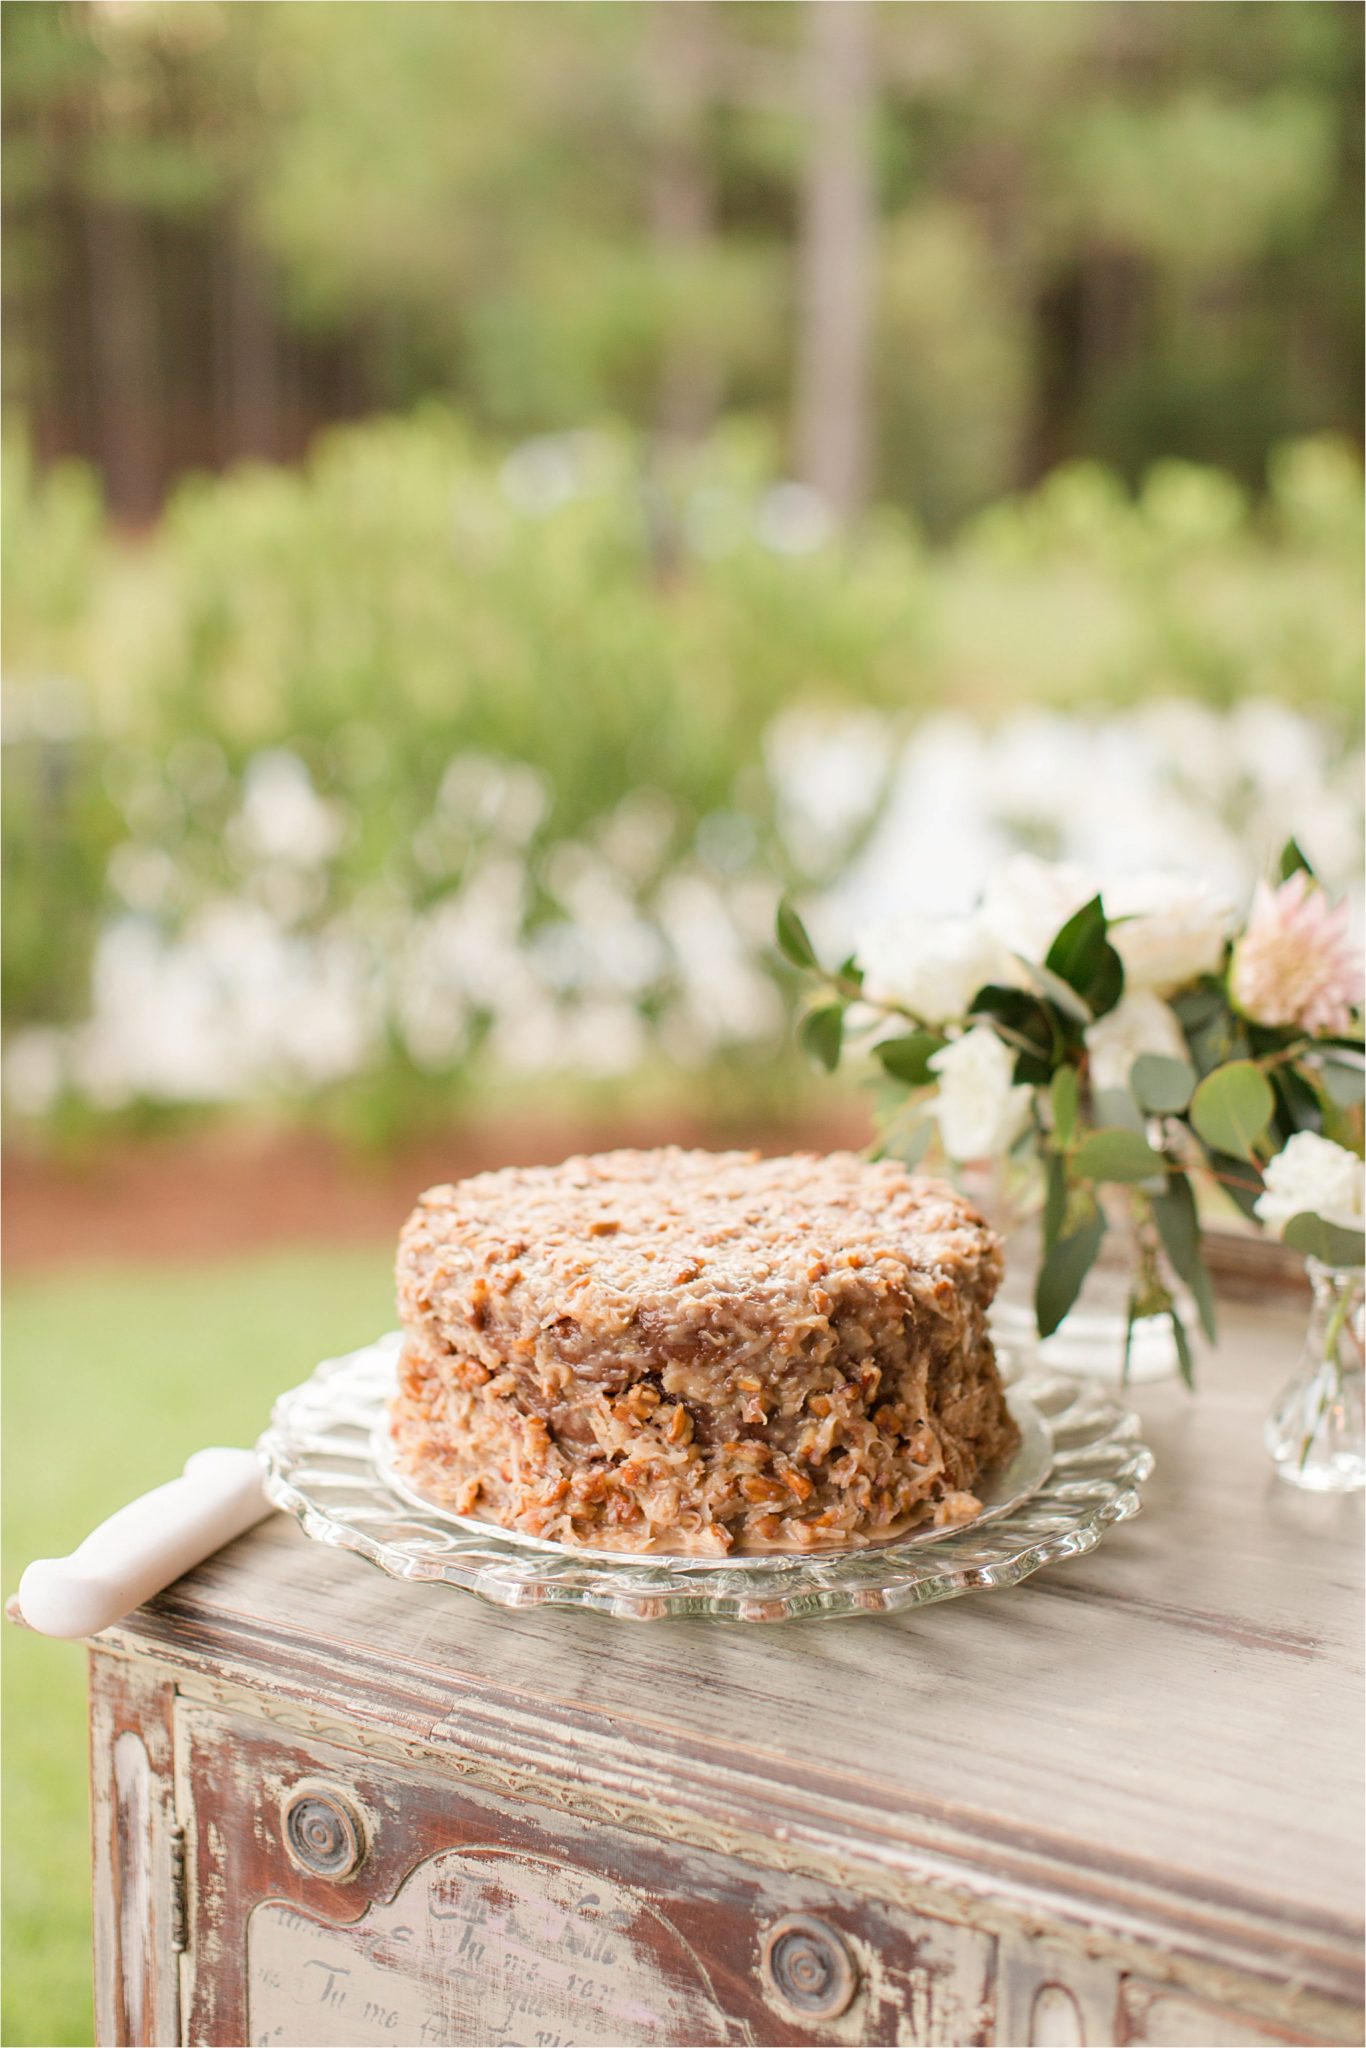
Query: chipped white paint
247 1849 735 2048
112 1733 152 2043
89 1659 183 2047
1028 1983 1087 2046
1120 1978 1335 2048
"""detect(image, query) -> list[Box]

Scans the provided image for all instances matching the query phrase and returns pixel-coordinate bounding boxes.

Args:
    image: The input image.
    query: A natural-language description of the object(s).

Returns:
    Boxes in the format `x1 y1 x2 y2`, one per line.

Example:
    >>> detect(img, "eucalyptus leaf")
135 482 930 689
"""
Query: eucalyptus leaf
1319 1096 1363 1153
1206 1147 1265 1221
775 896 818 971
798 1002 843 1072
1151 1170 1218 1343
1189 1061 1275 1164
1170 1307 1196 1390
874 1031 947 1087
1175 985 1248 1079
1042 1148 1068 1253
1281 1211 1366 1269
1271 1062 1324 1140
1035 1202 1106 1339
1050 1065 1079 1147
1173 986 1225 1033
1131 1053 1196 1115
1093 1086 1145 1137
1317 1057 1366 1109
1071 1127 1168 1182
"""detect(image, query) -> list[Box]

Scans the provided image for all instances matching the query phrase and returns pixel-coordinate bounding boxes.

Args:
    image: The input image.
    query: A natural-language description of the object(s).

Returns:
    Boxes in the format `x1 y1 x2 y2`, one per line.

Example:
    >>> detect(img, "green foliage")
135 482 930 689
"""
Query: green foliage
1189 1061 1277 1163
968 985 1059 1085
4 3 1362 528
1070 1128 1169 1183
1093 1086 1146 1138
1049 1065 1079 1147
2 414 1362 1143
797 1003 844 1073
1014 954 1094 1028
775 896 819 971
1282 1211 1366 1268
1035 1199 1107 1340
1278 834 1316 882
1151 1171 1218 1343
1317 1057 1366 1109
1131 1053 1197 1115
1170 1308 1197 1392
1205 1148 1267 1221
875 1032 947 1087
1044 896 1124 1018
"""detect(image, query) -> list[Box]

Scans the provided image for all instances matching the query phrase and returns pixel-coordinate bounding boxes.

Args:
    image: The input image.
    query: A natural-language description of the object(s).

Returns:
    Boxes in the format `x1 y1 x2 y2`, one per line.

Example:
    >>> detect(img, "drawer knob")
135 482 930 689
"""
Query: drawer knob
762 1914 859 2020
283 1789 365 1879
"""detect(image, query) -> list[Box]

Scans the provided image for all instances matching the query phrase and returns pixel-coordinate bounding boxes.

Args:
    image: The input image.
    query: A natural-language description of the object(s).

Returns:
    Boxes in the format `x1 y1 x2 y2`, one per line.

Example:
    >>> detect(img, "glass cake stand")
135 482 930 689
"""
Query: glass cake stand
257 1334 1154 1623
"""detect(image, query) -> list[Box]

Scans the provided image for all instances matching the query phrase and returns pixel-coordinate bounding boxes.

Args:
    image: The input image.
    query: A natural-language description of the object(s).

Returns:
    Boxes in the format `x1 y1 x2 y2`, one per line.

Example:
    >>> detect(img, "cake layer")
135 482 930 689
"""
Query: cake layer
393 1148 1017 1554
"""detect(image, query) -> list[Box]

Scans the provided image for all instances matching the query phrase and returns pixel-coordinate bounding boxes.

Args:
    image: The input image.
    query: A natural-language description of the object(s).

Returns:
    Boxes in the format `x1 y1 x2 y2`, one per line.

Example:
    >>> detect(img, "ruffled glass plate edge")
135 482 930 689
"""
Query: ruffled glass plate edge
257 1333 1155 1624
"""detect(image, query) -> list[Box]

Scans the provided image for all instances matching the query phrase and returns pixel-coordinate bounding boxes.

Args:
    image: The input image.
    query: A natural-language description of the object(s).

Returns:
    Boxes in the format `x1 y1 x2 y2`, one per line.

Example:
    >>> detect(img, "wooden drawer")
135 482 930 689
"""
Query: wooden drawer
179 1704 996 2046
155 1700 1347 2048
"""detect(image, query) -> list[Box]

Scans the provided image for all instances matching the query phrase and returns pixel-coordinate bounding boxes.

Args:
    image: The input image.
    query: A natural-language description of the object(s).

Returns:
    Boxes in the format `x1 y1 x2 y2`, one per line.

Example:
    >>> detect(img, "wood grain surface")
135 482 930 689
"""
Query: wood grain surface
98 1292 1364 2029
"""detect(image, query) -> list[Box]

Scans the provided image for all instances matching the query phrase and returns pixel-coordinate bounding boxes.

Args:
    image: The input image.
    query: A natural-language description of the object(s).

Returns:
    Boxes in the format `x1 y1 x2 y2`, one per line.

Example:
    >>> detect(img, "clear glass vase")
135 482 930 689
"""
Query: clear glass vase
1264 1259 1365 1493
985 1193 1182 1385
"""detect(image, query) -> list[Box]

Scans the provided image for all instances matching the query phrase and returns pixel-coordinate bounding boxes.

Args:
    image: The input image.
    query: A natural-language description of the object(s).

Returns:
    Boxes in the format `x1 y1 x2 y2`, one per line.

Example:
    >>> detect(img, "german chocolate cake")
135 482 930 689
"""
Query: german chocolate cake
393 1148 1017 1555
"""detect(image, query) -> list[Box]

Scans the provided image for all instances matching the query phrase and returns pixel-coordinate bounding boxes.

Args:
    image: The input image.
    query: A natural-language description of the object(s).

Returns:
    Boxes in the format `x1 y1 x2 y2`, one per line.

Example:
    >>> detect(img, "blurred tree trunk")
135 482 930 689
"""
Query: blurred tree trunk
85 195 161 524
648 0 717 447
794 0 875 523
216 220 280 463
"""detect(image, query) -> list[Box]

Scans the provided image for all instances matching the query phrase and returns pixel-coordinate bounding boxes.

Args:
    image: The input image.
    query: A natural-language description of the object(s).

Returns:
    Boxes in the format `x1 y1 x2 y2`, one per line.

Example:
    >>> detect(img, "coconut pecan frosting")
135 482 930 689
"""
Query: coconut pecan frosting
392 1147 1018 1555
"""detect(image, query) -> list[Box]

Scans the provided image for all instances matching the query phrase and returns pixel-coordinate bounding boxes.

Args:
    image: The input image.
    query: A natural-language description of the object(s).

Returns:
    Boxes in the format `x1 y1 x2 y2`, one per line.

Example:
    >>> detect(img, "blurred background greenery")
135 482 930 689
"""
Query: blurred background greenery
2 4 1363 2042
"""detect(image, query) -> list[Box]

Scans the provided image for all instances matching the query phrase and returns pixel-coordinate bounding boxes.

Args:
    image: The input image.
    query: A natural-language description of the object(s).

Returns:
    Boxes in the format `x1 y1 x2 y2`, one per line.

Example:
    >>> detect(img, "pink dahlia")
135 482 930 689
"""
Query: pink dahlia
1229 872 1362 1039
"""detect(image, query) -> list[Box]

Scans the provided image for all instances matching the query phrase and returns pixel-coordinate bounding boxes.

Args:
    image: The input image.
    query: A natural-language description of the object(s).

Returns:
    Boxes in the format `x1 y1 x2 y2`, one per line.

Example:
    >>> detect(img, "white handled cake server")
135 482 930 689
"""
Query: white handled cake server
16 1447 272 1639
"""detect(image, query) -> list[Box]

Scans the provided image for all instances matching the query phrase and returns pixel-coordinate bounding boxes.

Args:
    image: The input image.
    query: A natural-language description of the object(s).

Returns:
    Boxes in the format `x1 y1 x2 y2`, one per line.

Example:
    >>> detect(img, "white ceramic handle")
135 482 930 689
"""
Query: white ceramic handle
16 1447 272 1639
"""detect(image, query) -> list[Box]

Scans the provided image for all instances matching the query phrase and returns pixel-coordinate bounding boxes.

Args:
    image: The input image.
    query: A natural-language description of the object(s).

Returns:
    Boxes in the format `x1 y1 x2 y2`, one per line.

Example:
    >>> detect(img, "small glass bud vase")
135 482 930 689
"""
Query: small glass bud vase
1264 1259 1365 1493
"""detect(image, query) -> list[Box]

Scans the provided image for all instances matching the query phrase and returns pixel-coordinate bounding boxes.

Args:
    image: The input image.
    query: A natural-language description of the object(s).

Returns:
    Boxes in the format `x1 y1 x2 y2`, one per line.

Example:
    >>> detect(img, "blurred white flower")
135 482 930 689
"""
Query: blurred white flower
766 708 890 878
1084 990 1188 1095
1104 872 1231 994
232 750 343 868
755 482 834 555
1255 1133 1365 1237
858 913 1005 1025
438 753 548 845
107 843 181 915
979 853 1097 965
929 1025 1032 1162
499 435 584 516
561 1000 648 1076
4 1028 65 1116
656 872 782 1046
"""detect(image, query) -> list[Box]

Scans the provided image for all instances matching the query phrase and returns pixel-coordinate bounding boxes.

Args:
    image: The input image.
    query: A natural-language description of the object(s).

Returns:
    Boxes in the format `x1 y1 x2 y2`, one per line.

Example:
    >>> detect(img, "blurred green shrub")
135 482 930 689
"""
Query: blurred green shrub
2 413 1361 1139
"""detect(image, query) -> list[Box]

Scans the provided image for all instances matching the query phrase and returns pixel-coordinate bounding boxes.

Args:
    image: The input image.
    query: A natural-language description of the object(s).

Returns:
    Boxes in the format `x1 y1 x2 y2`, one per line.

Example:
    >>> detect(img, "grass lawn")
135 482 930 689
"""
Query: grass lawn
2 1245 396 2048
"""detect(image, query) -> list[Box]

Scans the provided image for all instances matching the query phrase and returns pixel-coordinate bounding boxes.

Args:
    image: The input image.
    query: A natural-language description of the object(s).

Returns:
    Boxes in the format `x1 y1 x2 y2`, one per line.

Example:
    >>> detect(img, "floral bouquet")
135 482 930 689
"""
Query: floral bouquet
778 845 1364 1386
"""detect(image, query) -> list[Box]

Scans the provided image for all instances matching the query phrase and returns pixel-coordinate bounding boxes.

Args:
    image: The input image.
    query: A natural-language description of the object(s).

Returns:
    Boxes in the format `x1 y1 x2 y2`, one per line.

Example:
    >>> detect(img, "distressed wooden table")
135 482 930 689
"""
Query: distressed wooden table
91 1292 1363 2048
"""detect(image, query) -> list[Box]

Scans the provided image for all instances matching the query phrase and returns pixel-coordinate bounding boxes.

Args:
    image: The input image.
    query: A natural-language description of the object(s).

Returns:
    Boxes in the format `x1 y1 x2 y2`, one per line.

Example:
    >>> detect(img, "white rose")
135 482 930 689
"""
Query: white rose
1103 872 1230 995
1084 990 1188 1096
979 854 1097 966
929 1024 1033 1163
858 913 1006 1026
1254 1132 1365 1237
